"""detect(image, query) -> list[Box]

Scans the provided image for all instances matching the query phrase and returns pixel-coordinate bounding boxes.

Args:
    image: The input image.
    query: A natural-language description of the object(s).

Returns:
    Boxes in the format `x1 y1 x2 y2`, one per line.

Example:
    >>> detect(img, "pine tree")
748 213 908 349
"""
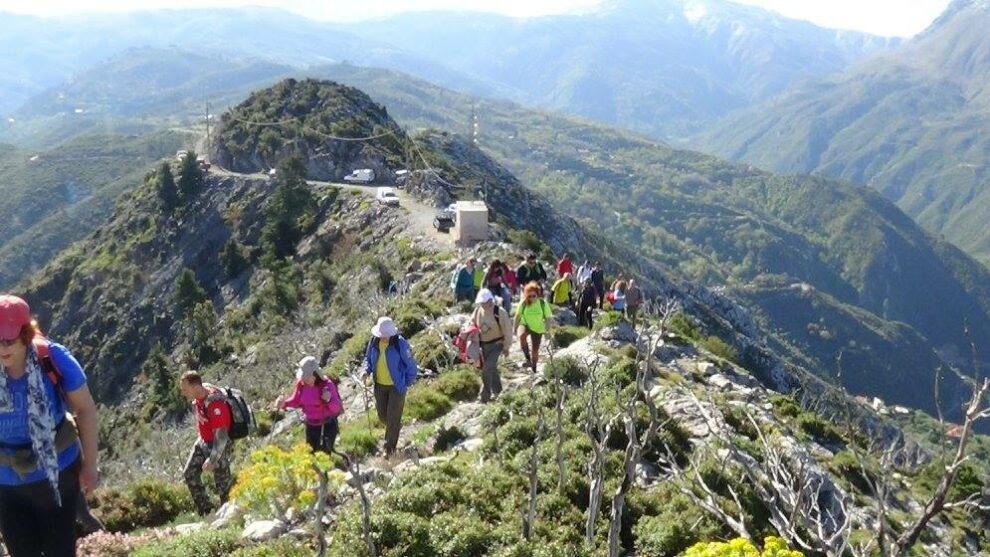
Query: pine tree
260 156 316 266
156 162 179 211
177 151 204 201
145 342 184 415
173 268 207 318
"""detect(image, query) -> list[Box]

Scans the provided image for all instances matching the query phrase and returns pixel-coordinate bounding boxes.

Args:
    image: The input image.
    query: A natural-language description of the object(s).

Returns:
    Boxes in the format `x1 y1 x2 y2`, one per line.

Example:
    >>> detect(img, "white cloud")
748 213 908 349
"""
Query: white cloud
0 0 951 36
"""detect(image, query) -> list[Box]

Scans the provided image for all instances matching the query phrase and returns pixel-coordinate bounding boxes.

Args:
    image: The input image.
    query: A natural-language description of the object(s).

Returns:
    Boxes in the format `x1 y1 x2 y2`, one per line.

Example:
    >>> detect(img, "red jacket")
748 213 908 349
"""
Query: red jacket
194 387 232 443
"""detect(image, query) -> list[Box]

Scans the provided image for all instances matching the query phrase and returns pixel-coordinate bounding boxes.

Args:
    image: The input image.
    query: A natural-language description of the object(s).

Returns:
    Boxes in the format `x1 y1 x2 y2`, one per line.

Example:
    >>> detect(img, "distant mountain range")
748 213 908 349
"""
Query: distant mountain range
0 0 896 136
695 0 990 264
332 0 898 136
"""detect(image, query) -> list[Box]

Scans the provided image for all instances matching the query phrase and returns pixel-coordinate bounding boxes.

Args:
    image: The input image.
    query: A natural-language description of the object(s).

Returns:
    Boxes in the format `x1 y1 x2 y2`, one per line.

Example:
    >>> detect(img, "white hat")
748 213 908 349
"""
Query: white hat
371 316 399 338
475 288 495 304
296 356 319 380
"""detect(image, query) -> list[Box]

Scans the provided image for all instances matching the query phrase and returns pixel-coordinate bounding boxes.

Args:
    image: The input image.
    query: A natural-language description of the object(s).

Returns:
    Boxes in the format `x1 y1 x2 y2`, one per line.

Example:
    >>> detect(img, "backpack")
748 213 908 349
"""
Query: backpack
454 324 481 366
450 265 463 290
208 386 255 440
33 337 66 400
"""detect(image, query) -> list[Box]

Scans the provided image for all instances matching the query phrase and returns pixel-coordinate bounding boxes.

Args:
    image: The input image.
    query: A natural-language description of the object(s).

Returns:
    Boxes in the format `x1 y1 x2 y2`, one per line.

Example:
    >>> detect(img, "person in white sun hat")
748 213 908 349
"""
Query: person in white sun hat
363 317 418 456
471 289 512 402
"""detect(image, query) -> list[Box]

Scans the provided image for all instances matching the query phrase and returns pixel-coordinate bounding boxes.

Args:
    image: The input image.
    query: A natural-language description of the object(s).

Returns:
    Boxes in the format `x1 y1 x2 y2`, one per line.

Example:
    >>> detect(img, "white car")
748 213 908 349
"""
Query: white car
376 188 400 206
344 169 375 184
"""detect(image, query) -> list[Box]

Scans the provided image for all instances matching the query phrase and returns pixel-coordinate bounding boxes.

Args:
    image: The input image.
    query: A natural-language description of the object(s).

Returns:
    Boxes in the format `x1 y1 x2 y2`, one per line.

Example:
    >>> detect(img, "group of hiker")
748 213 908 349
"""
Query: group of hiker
453 251 644 403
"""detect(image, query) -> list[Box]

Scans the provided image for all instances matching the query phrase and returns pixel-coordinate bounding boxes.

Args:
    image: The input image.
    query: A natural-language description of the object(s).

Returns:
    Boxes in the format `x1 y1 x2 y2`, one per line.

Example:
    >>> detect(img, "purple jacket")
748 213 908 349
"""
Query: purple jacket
283 379 342 425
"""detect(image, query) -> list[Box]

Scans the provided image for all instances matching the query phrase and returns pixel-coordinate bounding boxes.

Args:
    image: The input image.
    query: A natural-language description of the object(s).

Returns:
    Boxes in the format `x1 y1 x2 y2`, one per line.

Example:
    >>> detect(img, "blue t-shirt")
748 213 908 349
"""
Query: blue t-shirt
0 343 87 485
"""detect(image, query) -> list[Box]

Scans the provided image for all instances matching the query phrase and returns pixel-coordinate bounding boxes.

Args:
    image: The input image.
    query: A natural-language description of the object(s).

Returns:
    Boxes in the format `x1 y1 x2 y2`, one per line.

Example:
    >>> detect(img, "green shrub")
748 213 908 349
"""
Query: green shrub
429 513 494 556
434 425 466 452
132 527 241 557
92 479 195 533
797 412 843 444
506 229 553 260
699 336 738 363
338 419 382 459
405 387 454 422
230 538 311 557
593 311 622 331
549 326 589 349
411 331 457 373
602 356 637 386
434 366 481 402
543 356 587 386
230 444 343 518
668 313 701 341
769 394 801 418
829 450 875 493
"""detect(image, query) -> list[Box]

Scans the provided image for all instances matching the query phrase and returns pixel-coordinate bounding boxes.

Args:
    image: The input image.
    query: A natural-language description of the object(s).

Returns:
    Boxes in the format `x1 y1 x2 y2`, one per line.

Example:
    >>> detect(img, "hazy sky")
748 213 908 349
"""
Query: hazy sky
0 0 952 37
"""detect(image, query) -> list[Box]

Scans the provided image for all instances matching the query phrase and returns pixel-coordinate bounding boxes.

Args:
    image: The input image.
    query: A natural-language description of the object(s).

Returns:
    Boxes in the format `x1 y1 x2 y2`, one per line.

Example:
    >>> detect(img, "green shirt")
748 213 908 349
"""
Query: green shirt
516 299 552 334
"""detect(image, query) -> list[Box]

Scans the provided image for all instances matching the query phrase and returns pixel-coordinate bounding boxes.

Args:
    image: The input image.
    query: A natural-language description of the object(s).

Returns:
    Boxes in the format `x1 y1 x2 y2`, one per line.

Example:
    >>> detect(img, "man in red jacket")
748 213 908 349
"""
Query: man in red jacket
179 371 234 516
556 252 574 280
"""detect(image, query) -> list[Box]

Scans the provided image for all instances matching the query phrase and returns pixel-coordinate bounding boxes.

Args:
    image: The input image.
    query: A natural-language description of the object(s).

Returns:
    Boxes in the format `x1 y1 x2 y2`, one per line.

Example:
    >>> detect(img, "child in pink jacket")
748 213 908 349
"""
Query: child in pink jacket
278 356 343 454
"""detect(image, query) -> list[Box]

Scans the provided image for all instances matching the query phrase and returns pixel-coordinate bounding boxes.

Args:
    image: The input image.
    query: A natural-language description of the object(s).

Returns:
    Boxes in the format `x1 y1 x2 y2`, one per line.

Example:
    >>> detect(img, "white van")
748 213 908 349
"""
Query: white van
376 187 400 206
344 169 375 184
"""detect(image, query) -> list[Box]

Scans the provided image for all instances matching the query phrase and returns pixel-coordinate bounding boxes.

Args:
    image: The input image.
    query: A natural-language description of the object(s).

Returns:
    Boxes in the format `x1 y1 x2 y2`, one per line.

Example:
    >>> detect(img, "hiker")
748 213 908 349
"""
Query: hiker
556 252 574 280
515 282 553 373
591 261 606 309
485 260 513 313
277 356 342 455
471 289 512 402
515 254 547 298
610 281 628 314
451 258 477 302
363 317 418 457
576 260 593 286
0 296 100 557
502 261 518 299
626 279 643 328
180 371 235 516
578 279 597 329
550 272 574 310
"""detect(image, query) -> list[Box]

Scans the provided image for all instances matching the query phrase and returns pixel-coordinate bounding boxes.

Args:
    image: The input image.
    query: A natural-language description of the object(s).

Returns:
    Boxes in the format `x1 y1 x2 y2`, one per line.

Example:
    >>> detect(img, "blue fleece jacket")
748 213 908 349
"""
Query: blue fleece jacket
363 336 418 394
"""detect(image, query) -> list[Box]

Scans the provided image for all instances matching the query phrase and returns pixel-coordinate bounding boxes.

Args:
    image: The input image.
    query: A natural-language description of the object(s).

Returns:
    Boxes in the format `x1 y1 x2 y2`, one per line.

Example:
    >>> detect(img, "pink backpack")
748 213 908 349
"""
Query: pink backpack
454 324 481 367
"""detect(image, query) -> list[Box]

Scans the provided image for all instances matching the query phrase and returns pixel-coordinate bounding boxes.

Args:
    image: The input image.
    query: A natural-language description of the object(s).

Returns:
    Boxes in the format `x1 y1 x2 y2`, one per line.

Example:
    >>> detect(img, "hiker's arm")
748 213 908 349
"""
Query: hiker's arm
209 427 230 462
281 384 302 409
66 385 100 491
401 340 418 385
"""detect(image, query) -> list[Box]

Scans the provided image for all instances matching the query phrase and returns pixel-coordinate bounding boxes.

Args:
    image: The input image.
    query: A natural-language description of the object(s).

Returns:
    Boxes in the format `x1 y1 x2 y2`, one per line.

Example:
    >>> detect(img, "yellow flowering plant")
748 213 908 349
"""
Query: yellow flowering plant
685 537 804 557
230 443 344 518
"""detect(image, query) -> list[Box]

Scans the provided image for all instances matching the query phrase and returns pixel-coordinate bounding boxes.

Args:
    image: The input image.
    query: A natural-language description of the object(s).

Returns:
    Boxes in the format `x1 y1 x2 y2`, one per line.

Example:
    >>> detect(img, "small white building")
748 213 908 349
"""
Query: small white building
453 201 489 244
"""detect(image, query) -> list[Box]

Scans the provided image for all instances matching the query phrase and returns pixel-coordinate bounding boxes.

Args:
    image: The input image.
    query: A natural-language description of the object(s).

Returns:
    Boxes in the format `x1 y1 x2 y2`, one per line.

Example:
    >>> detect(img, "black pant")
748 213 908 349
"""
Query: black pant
0 457 81 557
305 419 339 455
578 303 595 329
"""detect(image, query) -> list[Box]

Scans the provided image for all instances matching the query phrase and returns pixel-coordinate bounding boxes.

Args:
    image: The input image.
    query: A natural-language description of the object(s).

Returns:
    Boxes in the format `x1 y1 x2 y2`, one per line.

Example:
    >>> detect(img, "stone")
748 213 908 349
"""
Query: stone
210 502 243 529
407 260 422 273
242 520 287 542
442 402 485 437
552 307 578 326
457 438 485 451
174 522 205 535
288 528 310 539
707 374 733 391
634 460 659 488
696 362 717 376
597 321 637 344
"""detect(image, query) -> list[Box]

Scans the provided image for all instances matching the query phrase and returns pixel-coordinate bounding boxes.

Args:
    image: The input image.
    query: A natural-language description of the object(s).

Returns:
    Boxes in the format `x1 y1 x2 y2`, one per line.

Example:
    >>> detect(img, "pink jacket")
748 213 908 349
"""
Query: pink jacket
283 379 342 425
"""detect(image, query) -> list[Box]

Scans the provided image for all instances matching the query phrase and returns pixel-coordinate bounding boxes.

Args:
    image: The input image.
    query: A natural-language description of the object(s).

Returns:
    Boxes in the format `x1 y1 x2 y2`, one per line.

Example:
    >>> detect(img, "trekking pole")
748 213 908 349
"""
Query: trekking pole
352 369 373 434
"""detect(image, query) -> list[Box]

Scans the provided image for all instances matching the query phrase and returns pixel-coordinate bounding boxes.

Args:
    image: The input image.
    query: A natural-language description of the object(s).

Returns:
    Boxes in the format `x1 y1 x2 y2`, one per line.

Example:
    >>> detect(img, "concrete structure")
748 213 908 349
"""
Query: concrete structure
453 201 489 244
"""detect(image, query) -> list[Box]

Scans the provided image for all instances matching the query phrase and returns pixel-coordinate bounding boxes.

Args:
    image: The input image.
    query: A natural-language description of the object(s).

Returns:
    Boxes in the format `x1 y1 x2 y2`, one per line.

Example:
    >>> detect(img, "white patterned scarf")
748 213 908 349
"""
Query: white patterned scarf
0 344 61 505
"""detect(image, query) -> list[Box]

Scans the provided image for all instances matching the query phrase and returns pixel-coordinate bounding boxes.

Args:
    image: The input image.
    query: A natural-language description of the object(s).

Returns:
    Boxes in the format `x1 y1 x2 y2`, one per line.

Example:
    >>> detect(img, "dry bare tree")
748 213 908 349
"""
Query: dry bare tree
337 452 377 557
312 463 329 557
584 362 618 548
523 397 547 541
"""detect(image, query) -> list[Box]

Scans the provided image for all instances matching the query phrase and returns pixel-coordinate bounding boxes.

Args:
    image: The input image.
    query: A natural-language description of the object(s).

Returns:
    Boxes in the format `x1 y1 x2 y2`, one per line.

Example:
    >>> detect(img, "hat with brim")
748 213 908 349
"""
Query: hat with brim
371 316 399 338
296 356 319 380
475 289 495 305
0 296 30 340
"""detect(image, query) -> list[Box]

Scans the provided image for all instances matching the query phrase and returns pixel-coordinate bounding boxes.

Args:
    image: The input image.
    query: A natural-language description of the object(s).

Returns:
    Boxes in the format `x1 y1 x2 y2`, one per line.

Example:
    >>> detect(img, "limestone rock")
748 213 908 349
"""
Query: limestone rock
242 520 287 542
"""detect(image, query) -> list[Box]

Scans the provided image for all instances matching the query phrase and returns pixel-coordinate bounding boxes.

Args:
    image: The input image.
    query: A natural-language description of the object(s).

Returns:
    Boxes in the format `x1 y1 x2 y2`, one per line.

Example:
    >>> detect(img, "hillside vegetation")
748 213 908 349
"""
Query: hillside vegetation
32 79 990 557
695 0 990 265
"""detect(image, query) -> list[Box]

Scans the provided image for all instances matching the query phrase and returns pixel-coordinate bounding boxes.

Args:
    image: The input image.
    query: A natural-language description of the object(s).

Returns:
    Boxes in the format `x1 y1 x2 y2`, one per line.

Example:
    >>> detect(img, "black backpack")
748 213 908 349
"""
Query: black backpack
208 386 255 440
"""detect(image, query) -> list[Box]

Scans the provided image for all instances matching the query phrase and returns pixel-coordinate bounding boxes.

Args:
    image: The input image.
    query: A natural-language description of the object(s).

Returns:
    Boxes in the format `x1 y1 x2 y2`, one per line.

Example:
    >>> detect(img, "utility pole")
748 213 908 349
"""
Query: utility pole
205 100 211 162
470 105 487 201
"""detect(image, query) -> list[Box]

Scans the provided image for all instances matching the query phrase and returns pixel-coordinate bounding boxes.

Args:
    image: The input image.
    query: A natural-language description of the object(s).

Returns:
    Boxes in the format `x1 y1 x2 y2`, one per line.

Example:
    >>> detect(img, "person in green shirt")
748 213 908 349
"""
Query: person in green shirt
514 281 553 373
550 273 573 309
